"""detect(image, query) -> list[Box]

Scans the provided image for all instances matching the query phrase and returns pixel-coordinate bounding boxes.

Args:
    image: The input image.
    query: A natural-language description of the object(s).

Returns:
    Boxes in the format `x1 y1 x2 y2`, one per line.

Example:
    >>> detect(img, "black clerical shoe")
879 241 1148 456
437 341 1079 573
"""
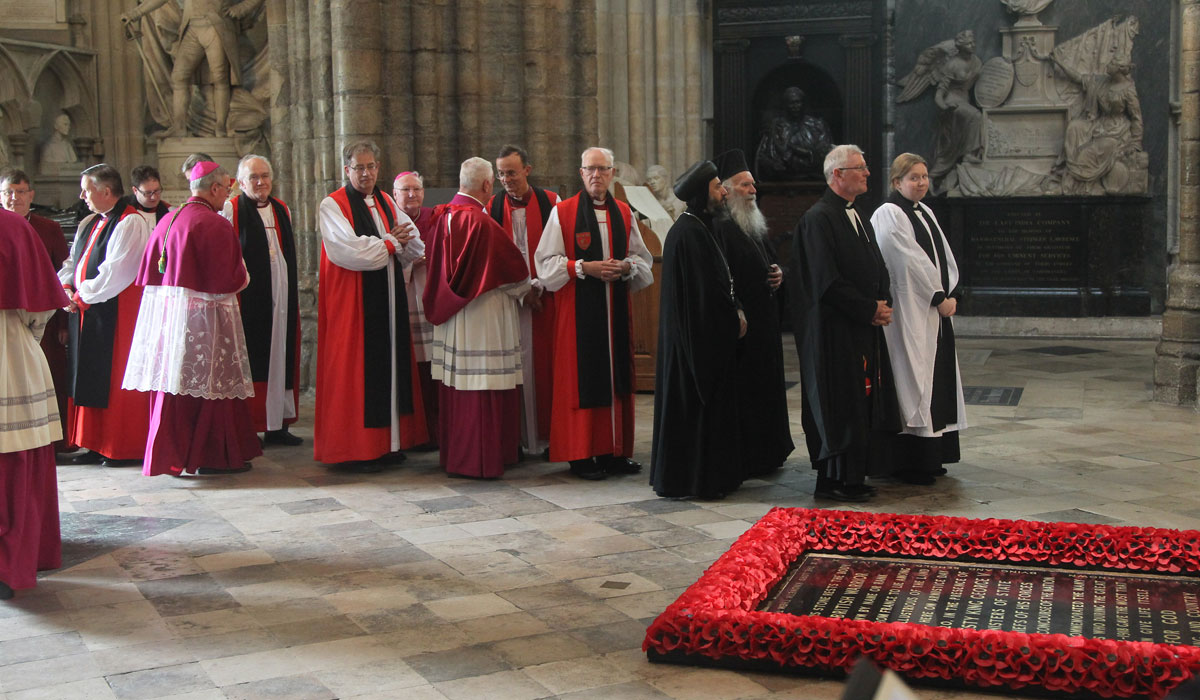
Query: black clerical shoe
264 428 303 446
69 450 103 465
197 462 253 475
933 466 948 476
101 458 140 468
379 452 407 465
0 579 12 600
604 457 643 475
569 459 606 481
814 480 872 503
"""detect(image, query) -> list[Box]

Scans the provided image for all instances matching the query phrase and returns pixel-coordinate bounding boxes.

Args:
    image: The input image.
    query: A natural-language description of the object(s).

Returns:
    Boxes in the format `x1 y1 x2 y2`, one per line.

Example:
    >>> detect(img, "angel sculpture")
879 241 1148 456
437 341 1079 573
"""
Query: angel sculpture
897 30 985 191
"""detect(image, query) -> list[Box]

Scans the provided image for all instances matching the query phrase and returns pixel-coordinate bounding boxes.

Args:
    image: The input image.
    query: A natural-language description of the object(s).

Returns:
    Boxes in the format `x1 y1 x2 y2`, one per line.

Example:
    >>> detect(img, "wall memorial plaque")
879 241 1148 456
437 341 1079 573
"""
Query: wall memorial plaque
974 57 1015 109
762 553 1200 646
0 0 66 28
964 203 1082 287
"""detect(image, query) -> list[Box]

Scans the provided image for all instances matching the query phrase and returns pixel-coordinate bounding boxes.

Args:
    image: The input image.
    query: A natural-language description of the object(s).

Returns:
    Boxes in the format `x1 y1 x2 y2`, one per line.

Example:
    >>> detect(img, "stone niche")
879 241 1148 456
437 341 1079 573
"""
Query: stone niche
0 36 102 210
891 0 1170 315
713 0 886 279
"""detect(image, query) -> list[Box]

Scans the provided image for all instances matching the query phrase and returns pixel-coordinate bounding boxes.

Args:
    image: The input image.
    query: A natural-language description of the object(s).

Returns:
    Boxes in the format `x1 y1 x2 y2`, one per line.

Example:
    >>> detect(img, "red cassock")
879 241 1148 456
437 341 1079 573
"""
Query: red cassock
486 188 559 443
66 205 150 460
133 197 263 476
314 188 428 463
546 194 637 463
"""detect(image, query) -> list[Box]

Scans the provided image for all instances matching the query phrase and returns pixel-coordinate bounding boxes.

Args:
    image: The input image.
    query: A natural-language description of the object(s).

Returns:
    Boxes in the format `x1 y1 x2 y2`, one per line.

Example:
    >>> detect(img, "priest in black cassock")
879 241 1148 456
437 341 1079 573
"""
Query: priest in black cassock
650 160 747 499
713 149 794 477
792 144 899 503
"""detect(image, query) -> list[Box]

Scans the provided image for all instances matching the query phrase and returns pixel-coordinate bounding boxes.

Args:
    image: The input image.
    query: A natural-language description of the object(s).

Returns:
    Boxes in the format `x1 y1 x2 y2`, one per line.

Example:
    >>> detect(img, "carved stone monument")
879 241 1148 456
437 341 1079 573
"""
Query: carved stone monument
897 2 1147 198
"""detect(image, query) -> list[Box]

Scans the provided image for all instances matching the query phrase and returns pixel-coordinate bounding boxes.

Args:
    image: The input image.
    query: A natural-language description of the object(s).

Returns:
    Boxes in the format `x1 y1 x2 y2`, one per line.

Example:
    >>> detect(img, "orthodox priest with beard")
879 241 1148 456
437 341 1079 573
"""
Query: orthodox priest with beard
713 149 794 477
650 160 747 500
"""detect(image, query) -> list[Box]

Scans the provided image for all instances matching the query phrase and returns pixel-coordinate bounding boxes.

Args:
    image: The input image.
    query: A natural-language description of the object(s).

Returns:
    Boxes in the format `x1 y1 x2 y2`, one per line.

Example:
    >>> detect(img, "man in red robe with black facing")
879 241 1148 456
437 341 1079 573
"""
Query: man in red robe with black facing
58 164 151 467
487 145 559 457
424 157 531 478
223 154 302 446
315 141 428 472
534 147 654 481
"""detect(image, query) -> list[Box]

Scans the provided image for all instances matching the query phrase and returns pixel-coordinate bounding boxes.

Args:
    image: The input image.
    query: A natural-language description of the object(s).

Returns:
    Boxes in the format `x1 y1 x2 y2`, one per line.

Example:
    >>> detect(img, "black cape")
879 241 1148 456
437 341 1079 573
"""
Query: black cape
234 194 299 387
650 209 744 498
790 188 899 482
716 215 794 476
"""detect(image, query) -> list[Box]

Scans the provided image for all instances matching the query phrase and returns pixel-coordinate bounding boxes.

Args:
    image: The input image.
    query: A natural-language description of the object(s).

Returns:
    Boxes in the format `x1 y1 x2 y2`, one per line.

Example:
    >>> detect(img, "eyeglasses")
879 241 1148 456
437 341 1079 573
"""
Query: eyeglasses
838 165 869 172
135 187 162 197
246 175 271 183
581 165 613 174
349 163 379 174
396 187 423 194
0 188 31 197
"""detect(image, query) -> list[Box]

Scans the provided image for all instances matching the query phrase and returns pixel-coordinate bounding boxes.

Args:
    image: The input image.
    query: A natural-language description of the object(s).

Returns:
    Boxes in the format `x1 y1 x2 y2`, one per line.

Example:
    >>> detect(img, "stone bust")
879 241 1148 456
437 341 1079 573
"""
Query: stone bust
646 164 683 220
41 113 80 172
754 87 834 181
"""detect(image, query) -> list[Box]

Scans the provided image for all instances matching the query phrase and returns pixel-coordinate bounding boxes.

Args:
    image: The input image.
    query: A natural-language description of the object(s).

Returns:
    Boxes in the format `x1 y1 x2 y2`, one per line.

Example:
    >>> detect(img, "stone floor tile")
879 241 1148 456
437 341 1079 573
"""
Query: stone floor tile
489 631 593 666
219 673 336 700
104 662 215 700
522 656 636 695
424 592 523 622
434 669 553 700
314 658 428 697
6 677 119 700
404 644 513 683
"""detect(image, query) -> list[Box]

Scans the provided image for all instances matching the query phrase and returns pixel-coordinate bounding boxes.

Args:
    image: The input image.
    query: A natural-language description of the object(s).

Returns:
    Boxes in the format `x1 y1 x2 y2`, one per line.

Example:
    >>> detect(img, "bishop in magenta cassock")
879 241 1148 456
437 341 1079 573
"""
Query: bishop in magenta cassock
0 208 70 599
533 147 653 481
423 157 531 478
122 161 262 476
394 170 440 447
487 145 560 454
59 164 151 467
315 141 429 470
223 155 302 446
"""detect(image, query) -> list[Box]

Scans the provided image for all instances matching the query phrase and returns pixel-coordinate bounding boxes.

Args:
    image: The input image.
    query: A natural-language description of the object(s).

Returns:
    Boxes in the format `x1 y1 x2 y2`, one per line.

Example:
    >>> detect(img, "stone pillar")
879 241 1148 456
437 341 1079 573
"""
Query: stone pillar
268 0 598 387
595 0 705 181
1155 0 1200 408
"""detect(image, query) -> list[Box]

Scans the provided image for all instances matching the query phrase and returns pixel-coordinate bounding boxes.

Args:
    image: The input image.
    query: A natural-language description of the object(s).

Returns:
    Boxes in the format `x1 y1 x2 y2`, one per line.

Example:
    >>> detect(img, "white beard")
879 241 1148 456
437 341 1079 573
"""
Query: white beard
728 195 768 239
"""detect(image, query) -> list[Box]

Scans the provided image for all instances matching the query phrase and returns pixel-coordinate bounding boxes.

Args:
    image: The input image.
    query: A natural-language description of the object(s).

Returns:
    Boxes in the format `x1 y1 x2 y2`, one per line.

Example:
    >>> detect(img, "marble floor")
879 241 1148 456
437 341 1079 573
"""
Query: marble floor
3 336 1199 700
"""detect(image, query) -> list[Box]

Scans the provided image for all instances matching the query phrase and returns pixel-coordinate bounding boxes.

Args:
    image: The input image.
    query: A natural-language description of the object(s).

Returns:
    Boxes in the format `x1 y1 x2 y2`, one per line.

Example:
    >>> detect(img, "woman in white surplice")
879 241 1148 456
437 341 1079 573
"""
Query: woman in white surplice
870 153 967 485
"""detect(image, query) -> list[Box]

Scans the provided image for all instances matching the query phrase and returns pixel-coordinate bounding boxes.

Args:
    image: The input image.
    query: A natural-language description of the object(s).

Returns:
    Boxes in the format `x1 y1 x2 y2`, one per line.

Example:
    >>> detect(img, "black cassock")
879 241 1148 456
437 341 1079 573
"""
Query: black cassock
650 209 745 499
791 188 899 483
715 215 794 476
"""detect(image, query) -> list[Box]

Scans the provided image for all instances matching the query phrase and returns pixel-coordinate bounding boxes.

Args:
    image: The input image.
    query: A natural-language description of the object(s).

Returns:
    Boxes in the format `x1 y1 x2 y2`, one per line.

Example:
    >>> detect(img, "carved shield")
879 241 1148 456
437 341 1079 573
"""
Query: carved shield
575 229 592 250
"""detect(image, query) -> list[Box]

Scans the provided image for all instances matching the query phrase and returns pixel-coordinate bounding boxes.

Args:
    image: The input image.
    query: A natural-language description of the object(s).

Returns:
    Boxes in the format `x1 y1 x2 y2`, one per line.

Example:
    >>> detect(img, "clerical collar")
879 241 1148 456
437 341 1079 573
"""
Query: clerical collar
844 200 856 210
592 198 608 208
100 202 122 220
255 199 271 209
507 190 531 207
134 201 156 213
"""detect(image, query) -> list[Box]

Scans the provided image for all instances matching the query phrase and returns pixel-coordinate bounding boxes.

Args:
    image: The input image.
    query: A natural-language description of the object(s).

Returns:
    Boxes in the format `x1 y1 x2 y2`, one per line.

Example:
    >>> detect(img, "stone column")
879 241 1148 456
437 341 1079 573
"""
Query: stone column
1155 0 1200 408
595 0 705 180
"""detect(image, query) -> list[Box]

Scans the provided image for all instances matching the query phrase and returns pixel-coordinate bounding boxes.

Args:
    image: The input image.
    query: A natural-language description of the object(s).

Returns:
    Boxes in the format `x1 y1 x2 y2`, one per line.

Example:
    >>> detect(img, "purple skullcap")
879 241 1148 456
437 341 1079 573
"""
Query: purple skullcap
189 161 220 182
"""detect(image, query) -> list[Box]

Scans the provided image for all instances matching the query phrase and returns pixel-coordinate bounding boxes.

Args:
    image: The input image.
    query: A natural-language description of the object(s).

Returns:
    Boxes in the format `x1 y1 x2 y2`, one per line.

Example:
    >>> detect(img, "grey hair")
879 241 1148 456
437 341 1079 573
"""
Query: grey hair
180 152 214 176
395 170 424 187
823 144 865 184
343 140 380 166
459 157 493 191
81 163 123 196
580 147 615 167
190 164 230 193
236 154 273 182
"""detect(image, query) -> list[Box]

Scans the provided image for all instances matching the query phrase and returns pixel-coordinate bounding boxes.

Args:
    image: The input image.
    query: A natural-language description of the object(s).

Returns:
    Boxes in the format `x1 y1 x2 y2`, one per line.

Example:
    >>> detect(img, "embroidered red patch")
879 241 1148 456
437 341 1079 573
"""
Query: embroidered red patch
575 229 592 250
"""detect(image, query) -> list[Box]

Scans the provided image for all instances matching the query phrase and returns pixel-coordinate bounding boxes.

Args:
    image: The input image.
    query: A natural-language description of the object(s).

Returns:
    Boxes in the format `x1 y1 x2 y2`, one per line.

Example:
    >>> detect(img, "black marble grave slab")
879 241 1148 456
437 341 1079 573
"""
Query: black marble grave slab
50 512 191 574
